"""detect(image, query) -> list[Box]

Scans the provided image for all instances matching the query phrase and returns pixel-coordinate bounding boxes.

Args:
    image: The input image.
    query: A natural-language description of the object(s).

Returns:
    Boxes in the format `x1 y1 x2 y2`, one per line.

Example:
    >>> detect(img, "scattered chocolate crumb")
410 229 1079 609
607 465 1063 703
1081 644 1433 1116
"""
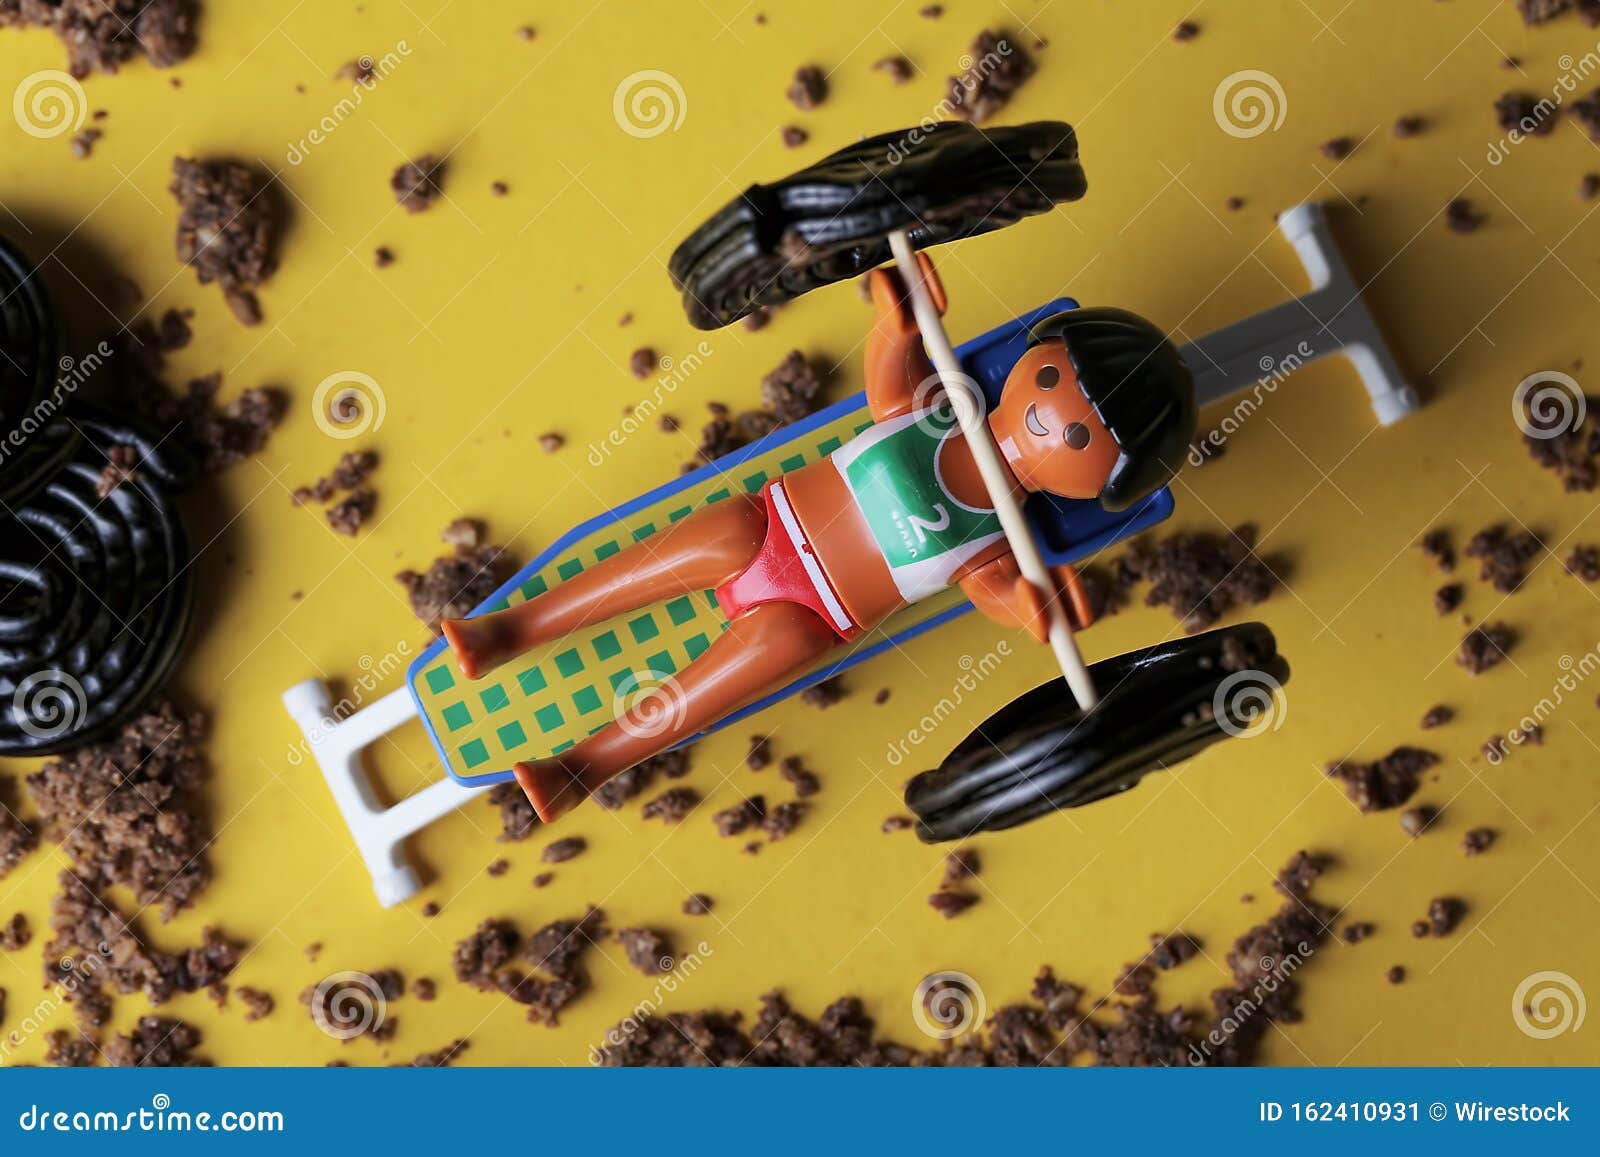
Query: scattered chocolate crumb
778 755 820 798
421 902 440 917
406 1039 468 1066
1420 704 1454 729
1172 21 1200 41
714 794 766 837
325 488 375 536
1324 746 1438 812
1399 805 1436 837
1446 198 1483 234
787 65 827 110
1564 545 1600 581
593 748 691 811
515 25 535 40
617 928 673 975
391 155 445 213
538 431 564 453
873 687 891 705
683 893 714 916
927 890 978 919
1426 896 1466 937
1320 136 1356 160
762 800 807 841
800 674 846 708
95 443 141 497
27 701 212 918
942 848 979 887
0 912 31 951
642 787 700 824
742 840 762 855
1410 920 1430 938
374 245 395 267
410 978 436 1002
487 781 538 841
1419 528 1455 572
451 919 519 991
105 1016 207 1067
1393 114 1426 138
304 942 322 962
1584 174 1600 203
629 347 657 380
44 1030 98 1067
1462 827 1497 856
1115 524 1276 632
761 349 825 423
490 180 509 197
1147 931 1202 970
532 871 554 888
1483 733 1509 761
1464 525 1543 593
1434 582 1464 616
1458 622 1515 674
69 126 102 159
237 987 273 1021
2 0 196 78
486 858 510 878
1224 196 1245 212
947 29 1034 124
881 815 912 833
1576 88 1600 139
542 836 586 864
872 55 913 83
1343 922 1375 944
920 3 944 16
745 734 773 771
395 519 513 636
1495 91 1556 136
740 306 773 332
170 157 278 326
780 124 809 148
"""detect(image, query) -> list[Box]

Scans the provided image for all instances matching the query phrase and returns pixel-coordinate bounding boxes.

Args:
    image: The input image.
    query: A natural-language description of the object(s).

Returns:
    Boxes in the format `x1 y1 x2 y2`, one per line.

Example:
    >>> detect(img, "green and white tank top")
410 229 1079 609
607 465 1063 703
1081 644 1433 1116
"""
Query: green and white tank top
831 404 1005 602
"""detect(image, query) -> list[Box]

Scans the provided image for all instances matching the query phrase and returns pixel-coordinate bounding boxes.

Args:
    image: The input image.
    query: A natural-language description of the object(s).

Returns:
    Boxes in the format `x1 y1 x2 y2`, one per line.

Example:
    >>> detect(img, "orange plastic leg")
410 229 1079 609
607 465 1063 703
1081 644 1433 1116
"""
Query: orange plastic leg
514 601 840 823
442 495 769 680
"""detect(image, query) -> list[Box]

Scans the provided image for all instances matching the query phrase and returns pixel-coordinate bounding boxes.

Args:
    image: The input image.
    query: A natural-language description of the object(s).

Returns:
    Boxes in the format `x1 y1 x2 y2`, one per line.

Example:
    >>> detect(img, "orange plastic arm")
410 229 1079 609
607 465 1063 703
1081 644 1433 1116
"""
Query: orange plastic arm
864 253 947 422
959 555 1096 644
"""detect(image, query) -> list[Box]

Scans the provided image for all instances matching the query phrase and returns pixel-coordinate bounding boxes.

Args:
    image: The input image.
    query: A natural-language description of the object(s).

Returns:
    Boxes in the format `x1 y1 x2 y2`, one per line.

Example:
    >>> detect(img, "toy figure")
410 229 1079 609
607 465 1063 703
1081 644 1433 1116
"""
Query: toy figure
442 255 1195 823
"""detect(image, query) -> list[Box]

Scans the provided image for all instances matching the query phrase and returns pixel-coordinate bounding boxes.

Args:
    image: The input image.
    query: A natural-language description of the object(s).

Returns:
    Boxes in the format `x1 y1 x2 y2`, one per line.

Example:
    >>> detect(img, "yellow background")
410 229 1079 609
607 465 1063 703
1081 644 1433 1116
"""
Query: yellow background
2 0 1599 1066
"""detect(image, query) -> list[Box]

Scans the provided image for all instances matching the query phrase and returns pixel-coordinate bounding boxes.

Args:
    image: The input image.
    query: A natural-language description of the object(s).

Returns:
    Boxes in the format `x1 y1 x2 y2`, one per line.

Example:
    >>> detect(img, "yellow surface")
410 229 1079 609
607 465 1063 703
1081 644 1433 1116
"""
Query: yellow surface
2 0 1599 1067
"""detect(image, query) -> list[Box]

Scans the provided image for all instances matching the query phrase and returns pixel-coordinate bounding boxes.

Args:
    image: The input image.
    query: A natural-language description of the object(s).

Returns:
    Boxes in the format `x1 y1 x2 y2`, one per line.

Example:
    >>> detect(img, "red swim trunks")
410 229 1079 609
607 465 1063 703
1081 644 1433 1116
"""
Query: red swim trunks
714 480 860 640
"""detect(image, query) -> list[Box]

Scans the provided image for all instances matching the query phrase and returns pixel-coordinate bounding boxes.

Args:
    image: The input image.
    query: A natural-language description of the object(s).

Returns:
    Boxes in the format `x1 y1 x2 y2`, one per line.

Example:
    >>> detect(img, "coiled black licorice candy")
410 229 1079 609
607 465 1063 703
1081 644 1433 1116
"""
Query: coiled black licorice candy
669 120 1087 330
0 235 79 508
904 623 1291 842
0 404 196 756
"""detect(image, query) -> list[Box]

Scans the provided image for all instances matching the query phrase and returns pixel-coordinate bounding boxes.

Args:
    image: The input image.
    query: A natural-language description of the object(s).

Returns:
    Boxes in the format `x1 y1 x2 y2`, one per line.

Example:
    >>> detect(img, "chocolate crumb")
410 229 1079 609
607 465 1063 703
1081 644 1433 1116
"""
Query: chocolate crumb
1398 805 1436 837
421 902 440 917
1464 525 1543 593
800 674 846 708
1581 173 1600 201
881 815 912 833
538 432 564 453
1172 21 1200 41
1426 896 1466 937
947 30 1034 124
1564 545 1600 581
1495 91 1556 136
1419 528 1455 572
617 928 673 975
490 180 509 197
391 155 445 213
1420 704 1454 729
780 124 809 148
874 687 891 705
1446 198 1483 234
762 800 807 841
872 55 913 83
170 157 278 326
325 488 375 536
778 755 820 798
1320 136 1356 160
1324 746 1438 812
1458 623 1515 674
1462 827 1497 856
486 858 510 878
1115 524 1276 632
532 871 554 888
942 848 979 887
745 734 773 771
683 893 714 916
237 987 273 1021
1393 114 1426 138
1434 583 1464 616
928 891 978 919
1343 922 1375 944
628 347 657 379
642 787 700 824
786 65 827 110
395 520 512 636
1385 965 1406 984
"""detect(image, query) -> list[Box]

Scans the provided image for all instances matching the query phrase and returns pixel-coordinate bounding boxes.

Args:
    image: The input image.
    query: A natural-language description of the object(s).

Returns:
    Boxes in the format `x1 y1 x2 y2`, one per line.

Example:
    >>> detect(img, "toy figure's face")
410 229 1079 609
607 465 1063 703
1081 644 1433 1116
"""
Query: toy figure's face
989 341 1121 500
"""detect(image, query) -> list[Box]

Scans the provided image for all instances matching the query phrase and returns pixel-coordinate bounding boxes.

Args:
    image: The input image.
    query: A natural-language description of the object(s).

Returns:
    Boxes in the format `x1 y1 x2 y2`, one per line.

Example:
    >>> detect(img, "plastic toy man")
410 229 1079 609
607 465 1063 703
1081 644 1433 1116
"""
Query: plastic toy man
443 256 1195 822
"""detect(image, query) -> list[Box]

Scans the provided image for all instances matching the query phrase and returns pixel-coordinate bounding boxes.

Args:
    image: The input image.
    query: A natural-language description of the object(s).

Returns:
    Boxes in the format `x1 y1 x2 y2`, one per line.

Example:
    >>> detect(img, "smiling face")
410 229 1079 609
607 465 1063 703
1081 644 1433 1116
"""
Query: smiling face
989 340 1121 499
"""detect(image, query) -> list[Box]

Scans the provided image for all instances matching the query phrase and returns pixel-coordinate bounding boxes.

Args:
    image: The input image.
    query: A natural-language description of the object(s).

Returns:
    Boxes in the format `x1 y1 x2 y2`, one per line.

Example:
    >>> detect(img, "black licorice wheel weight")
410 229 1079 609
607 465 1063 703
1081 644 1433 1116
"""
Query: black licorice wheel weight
670 120 1086 330
0 235 77 508
904 623 1290 842
0 406 195 756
